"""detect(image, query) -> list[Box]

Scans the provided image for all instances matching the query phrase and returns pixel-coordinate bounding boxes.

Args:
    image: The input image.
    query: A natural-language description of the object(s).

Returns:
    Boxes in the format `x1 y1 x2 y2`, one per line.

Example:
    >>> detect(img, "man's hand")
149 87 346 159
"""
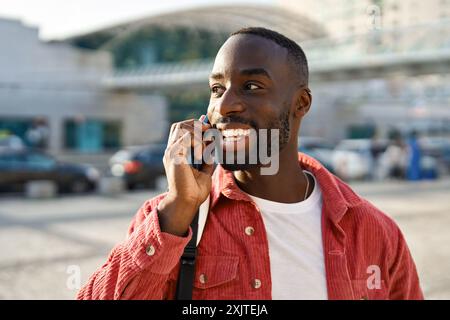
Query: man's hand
157 116 214 236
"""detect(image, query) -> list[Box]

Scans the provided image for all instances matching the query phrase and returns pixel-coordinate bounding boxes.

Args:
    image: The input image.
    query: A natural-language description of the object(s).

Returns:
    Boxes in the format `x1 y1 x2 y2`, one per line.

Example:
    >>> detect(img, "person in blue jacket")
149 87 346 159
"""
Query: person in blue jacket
406 130 421 181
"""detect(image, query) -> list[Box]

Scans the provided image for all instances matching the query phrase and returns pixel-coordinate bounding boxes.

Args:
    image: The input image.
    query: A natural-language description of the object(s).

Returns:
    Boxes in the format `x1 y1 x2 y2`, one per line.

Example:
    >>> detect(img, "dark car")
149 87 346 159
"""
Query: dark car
0 149 99 193
109 144 166 190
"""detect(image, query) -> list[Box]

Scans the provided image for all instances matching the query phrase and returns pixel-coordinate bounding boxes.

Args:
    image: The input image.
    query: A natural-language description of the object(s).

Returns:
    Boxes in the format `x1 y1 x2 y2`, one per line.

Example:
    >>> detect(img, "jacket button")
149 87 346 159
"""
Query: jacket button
145 245 155 256
252 278 262 289
199 274 207 284
245 226 255 236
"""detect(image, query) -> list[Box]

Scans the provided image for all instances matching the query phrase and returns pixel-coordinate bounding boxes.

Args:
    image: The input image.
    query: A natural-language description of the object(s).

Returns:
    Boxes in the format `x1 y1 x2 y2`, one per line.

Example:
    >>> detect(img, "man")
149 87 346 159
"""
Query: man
77 27 423 300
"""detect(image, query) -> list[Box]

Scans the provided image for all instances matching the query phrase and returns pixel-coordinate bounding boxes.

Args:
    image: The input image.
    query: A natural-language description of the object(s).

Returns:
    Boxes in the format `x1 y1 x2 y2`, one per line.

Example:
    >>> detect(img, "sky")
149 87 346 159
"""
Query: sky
0 0 274 40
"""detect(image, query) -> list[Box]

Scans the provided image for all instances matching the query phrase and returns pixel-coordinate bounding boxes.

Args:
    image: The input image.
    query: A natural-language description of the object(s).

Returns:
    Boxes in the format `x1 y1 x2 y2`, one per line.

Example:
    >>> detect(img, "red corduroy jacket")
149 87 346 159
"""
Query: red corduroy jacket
77 153 424 300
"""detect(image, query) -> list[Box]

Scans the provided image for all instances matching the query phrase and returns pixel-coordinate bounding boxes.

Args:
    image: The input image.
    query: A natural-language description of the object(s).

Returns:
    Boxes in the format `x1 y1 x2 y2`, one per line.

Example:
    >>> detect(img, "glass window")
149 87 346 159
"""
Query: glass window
26 152 56 170
103 122 122 149
0 118 33 145
0 153 25 168
64 118 122 152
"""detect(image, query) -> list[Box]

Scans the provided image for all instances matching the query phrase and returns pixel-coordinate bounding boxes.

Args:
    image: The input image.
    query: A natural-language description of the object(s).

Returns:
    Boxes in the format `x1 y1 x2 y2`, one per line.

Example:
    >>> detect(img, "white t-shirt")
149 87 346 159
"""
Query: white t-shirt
242 171 327 300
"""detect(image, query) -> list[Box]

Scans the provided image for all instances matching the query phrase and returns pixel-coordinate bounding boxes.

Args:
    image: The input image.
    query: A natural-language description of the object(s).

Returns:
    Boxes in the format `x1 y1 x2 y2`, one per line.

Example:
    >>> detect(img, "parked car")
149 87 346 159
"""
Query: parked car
298 137 335 173
332 139 389 180
0 134 25 151
109 144 166 190
419 136 450 174
0 149 99 193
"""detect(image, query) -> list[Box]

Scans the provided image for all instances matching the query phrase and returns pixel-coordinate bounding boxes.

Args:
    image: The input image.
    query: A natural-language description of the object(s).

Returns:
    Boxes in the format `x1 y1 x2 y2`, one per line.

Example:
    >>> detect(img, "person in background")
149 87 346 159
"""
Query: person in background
406 130 422 181
369 133 386 180
385 132 407 180
26 118 49 149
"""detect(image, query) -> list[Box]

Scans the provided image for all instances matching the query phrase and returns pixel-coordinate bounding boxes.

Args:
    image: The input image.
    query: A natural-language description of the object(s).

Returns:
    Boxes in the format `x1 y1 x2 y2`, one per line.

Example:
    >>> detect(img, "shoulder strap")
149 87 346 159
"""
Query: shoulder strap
175 195 210 300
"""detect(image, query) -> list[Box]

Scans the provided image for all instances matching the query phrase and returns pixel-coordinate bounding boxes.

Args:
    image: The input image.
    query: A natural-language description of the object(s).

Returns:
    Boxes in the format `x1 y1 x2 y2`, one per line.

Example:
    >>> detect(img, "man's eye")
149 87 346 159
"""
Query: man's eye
245 83 261 90
210 86 224 95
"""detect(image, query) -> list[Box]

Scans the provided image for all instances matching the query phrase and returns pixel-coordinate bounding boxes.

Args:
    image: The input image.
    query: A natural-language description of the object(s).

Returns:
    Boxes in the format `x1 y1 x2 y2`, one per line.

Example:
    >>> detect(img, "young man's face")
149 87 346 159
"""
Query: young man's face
207 34 300 171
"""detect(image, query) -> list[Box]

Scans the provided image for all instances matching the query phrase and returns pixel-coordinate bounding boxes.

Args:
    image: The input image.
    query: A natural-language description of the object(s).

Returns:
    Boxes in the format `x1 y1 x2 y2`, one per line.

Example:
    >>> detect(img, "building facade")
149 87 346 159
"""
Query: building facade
0 18 167 166
279 0 450 36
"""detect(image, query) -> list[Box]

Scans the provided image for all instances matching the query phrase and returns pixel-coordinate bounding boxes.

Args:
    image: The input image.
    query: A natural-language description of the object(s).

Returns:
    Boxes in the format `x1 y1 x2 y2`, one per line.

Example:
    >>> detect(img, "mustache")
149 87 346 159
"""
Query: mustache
214 115 258 130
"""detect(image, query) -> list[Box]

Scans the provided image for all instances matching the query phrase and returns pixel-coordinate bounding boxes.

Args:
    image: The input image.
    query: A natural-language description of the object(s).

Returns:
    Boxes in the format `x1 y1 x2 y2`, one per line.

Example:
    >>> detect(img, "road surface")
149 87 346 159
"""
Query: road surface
0 178 449 299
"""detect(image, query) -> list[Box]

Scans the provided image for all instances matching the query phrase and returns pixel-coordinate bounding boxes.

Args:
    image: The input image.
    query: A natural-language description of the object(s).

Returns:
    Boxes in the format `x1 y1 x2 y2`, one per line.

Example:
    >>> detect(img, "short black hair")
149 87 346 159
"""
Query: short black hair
230 27 309 86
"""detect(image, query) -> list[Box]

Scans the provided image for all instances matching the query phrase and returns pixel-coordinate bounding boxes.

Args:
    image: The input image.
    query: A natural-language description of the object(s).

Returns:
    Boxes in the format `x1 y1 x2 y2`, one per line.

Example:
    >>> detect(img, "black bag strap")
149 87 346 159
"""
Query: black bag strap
175 211 199 300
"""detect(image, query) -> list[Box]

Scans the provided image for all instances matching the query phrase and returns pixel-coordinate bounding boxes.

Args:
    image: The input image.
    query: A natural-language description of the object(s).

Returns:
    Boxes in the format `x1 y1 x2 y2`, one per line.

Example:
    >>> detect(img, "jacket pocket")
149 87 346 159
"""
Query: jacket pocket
193 255 240 299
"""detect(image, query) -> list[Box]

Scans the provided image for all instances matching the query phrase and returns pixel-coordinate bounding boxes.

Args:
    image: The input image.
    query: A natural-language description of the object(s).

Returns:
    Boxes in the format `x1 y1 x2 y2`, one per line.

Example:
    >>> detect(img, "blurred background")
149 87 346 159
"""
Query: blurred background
1 0 449 299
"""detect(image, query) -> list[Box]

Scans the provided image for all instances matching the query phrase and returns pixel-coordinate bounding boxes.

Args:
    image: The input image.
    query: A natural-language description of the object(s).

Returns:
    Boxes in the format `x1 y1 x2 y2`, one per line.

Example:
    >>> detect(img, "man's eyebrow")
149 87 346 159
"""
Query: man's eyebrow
240 68 271 79
209 72 224 81
209 68 272 81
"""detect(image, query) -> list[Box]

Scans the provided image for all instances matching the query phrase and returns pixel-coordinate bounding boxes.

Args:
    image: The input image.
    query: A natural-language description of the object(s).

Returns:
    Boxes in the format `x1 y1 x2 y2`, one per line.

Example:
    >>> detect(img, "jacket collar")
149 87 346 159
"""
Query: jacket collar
209 152 363 224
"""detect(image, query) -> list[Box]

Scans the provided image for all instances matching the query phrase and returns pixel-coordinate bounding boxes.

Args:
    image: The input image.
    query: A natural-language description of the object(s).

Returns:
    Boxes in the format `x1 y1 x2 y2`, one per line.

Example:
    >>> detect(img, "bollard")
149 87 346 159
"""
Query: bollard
98 176 124 195
25 180 57 199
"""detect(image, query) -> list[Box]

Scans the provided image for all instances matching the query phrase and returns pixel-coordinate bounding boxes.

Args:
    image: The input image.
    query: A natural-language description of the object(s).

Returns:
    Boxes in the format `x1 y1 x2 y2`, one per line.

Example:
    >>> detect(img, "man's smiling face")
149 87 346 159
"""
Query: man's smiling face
207 33 301 171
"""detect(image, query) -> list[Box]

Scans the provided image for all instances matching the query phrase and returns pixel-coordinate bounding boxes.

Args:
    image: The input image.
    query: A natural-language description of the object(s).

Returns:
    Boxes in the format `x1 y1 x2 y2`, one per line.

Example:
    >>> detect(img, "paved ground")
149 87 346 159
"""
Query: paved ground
0 178 449 300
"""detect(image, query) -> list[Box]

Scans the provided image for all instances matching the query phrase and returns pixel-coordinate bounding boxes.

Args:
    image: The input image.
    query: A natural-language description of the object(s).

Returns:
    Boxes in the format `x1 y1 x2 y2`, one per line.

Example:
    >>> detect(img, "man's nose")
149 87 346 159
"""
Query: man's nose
215 88 245 117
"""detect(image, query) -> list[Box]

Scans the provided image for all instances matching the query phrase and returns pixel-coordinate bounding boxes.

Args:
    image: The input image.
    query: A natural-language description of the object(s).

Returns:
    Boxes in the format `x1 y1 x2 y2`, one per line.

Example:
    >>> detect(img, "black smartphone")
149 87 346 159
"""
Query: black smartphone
191 115 209 170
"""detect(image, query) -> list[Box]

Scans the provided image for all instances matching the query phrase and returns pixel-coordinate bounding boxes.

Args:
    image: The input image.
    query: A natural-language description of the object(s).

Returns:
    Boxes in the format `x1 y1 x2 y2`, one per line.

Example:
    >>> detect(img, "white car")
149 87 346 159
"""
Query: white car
332 139 382 180
0 135 25 151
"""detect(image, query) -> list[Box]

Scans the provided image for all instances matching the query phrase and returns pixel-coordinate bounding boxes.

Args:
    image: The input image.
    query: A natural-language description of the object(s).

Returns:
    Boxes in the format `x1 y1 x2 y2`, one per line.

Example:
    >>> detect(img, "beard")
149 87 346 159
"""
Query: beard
220 104 291 172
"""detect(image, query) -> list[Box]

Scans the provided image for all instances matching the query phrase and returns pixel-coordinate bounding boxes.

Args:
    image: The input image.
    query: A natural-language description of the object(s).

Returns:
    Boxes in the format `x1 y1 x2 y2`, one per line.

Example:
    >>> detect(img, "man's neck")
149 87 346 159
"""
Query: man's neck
232 146 309 203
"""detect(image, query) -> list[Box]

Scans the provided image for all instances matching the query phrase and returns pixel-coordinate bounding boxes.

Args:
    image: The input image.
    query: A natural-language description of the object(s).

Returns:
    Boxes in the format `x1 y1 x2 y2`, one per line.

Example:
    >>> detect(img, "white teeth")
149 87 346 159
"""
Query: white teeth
224 136 241 142
222 129 250 137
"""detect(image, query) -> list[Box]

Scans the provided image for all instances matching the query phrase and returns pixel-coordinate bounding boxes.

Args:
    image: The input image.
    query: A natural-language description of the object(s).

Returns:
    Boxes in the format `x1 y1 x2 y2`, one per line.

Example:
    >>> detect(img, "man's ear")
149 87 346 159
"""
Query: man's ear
294 87 312 118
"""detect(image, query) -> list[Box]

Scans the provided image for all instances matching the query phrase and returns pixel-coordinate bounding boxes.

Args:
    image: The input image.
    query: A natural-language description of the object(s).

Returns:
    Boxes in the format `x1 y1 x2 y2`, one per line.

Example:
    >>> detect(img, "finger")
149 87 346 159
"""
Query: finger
192 135 204 162
174 119 196 129
169 131 191 164
169 122 177 137
170 124 195 146
179 121 211 132
182 121 212 146
168 124 181 145
176 124 205 145
169 119 211 151
175 130 204 165
168 119 195 142
177 130 193 149
169 117 210 135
